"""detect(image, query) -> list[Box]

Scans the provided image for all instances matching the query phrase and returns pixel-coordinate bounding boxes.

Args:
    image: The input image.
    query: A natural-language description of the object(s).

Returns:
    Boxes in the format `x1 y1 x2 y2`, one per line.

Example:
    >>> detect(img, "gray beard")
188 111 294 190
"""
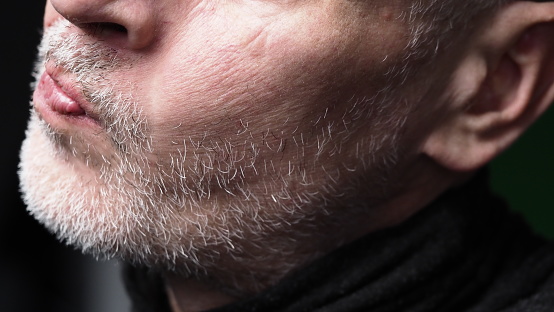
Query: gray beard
19 19 406 294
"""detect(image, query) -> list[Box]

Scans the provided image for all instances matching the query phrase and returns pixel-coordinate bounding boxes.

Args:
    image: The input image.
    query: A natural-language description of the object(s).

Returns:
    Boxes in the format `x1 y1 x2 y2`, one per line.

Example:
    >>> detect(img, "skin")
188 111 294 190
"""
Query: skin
19 0 554 310
19 0 502 310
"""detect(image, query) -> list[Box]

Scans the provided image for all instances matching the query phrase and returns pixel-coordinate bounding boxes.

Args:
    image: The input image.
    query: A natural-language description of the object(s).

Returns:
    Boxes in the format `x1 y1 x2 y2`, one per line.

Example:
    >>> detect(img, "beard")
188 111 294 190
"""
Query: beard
18 19 406 293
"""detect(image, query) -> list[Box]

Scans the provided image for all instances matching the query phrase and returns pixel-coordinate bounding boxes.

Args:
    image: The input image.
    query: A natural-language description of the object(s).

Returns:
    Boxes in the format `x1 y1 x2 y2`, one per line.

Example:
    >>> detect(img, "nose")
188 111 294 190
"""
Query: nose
48 0 156 50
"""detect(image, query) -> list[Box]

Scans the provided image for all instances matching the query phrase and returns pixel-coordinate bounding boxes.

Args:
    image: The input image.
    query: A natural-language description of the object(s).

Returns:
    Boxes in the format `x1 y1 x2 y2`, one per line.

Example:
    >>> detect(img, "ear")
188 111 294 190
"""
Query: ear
423 1 554 172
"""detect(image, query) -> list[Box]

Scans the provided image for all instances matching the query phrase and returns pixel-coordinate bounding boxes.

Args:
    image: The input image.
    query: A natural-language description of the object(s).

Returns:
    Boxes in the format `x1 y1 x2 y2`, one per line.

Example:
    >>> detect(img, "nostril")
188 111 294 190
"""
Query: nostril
50 0 156 50
81 22 128 41
101 22 128 34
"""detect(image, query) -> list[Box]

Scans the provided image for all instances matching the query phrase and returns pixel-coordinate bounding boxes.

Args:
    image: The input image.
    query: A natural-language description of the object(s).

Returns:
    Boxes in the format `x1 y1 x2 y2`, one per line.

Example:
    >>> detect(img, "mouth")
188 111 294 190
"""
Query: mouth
33 64 102 130
37 72 85 115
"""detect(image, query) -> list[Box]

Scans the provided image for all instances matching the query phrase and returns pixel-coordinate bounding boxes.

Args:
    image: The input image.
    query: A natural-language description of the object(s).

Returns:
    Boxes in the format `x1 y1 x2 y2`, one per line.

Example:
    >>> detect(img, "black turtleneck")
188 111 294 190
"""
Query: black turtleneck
123 169 554 312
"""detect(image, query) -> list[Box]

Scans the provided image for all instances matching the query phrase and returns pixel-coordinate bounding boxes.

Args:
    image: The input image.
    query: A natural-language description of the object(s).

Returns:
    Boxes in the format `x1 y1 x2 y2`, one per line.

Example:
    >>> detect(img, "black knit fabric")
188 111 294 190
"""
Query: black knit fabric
122 265 172 312
122 169 554 311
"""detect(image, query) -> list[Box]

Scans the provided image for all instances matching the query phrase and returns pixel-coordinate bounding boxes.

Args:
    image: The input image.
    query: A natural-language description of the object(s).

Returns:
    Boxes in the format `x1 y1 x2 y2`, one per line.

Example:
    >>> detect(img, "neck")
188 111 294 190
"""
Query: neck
164 169 466 310
165 273 238 312
164 164 466 310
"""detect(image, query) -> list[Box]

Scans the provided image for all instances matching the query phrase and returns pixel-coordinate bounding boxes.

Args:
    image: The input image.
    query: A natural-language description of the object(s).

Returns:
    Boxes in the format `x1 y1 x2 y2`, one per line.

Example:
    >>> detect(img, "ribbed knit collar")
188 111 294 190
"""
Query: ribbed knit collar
211 170 553 312
124 169 554 312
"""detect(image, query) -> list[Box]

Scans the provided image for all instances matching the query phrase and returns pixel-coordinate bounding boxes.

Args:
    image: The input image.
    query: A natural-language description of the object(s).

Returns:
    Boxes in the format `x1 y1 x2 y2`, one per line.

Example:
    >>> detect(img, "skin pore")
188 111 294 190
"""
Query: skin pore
18 0 481 310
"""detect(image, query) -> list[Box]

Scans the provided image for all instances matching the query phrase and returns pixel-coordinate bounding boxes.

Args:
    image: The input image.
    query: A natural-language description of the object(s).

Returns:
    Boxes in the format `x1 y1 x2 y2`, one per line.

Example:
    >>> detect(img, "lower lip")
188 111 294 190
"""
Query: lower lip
33 72 100 129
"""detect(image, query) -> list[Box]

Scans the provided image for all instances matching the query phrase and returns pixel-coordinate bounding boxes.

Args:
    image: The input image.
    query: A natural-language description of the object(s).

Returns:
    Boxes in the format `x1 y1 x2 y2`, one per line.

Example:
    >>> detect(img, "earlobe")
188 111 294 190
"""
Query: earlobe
423 2 554 172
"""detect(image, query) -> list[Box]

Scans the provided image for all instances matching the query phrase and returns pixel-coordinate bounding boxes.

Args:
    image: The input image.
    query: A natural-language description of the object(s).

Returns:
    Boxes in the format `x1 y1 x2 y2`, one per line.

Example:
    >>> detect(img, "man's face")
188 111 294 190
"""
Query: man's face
19 0 421 287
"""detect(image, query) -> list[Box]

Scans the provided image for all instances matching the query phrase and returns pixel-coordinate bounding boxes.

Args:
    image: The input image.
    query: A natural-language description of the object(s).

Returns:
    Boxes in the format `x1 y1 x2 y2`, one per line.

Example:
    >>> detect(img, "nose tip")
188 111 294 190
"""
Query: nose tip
49 0 155 50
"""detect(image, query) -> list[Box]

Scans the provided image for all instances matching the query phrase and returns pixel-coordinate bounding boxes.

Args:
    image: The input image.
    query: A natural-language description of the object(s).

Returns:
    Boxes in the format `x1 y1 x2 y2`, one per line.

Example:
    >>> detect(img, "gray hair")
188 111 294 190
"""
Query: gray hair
406 0 512 60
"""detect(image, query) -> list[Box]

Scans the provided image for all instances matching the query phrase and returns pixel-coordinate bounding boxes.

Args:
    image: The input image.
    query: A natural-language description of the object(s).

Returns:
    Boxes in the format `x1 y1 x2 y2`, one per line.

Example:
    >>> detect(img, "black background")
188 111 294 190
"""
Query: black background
1 2 89 312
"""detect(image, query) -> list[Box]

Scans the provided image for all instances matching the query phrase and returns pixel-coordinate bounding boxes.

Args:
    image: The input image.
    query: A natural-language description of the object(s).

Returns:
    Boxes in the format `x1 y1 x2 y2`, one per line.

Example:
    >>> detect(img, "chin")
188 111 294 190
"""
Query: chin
19 115 111 245
18 113 234 272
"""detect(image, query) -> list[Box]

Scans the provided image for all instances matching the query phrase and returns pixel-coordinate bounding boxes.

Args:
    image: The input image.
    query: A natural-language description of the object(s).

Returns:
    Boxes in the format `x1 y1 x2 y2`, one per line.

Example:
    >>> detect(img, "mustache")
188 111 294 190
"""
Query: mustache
36 19 151 154
40 20 120 78
40 20 121 106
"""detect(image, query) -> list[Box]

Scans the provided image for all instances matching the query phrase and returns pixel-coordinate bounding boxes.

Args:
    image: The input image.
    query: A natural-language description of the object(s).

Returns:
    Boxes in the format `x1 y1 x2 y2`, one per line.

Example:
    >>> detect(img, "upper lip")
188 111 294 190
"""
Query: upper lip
44 61 100 122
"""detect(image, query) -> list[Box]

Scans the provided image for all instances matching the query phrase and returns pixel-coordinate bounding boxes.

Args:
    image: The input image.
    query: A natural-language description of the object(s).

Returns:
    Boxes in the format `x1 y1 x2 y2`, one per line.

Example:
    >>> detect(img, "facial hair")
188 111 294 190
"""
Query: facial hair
18 19 406 293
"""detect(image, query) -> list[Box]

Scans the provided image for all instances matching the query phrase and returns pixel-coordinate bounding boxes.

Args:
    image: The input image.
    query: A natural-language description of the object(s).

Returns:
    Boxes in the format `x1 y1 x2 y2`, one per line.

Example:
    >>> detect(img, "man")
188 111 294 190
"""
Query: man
18 0 554 311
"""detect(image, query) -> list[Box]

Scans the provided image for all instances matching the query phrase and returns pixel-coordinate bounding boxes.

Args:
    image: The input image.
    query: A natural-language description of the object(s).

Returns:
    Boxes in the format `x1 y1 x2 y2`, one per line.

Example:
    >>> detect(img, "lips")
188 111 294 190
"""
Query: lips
36 71 85 115
33 66 101 130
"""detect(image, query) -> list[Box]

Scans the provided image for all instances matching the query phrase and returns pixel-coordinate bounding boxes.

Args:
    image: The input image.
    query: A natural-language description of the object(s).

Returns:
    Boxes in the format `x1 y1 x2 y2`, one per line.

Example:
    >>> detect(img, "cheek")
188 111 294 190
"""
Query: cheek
143 19 268 133
143 46 306 142
148 62 335 149
138 5 409 154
